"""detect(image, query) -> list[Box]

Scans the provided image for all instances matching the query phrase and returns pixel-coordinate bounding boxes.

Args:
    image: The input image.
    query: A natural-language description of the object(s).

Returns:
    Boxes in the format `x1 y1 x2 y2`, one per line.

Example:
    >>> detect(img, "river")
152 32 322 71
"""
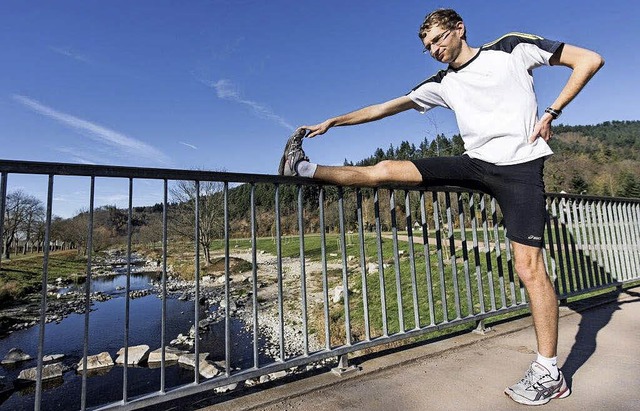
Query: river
0 273 270 410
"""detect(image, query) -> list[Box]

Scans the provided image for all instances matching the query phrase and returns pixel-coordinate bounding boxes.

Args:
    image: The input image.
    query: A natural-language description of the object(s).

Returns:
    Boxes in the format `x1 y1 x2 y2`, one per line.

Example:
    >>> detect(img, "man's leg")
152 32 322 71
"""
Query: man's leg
312 160 423 187
511 241 558 358
505 240 570 405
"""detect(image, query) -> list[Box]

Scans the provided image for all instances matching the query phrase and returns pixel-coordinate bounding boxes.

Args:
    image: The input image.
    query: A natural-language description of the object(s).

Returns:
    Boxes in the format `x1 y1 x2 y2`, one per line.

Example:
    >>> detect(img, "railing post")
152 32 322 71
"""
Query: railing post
331 353 359 376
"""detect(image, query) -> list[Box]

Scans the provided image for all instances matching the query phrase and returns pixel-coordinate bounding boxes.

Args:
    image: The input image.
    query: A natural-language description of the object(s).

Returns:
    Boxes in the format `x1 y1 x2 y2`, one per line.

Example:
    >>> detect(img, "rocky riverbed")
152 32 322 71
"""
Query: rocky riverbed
0 248 348 404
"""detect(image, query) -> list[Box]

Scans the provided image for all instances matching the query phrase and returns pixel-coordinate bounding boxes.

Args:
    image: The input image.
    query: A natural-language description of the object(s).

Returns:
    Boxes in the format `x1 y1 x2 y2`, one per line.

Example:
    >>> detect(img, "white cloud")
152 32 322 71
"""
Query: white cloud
13 95 171 166
200 78 294 131
179 141 198 149
49 46 91 64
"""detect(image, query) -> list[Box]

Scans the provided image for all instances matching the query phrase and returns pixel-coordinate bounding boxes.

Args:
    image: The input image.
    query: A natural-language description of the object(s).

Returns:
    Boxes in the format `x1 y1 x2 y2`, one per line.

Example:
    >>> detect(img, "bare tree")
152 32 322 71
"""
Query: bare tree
170 179 224 265
2 190 45 259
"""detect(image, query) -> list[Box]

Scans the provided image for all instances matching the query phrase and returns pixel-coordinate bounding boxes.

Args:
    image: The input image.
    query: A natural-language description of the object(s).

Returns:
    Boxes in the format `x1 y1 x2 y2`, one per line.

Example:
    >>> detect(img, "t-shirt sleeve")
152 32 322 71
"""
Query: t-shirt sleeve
509 34 563 70
407 72 449 113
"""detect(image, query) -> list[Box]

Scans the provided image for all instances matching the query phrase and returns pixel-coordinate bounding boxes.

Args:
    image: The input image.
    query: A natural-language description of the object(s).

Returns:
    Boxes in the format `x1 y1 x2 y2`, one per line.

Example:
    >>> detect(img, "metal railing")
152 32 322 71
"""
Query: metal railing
0 158 639 410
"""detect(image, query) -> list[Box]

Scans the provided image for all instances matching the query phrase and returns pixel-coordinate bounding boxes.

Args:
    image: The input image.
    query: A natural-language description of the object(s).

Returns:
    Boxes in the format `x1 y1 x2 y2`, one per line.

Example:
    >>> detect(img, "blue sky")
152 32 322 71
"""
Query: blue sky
1 0 637 217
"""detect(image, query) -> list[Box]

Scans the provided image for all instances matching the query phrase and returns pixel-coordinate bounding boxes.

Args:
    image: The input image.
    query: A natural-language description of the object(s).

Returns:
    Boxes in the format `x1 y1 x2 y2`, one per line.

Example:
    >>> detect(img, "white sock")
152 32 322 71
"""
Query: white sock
536 353 559 379
296 161 317 178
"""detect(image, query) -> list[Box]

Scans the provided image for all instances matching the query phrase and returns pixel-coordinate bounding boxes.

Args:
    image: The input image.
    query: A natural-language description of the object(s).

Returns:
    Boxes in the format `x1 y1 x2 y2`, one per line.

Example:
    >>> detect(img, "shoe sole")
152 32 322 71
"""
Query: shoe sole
278 128 307 175
504 384 571 406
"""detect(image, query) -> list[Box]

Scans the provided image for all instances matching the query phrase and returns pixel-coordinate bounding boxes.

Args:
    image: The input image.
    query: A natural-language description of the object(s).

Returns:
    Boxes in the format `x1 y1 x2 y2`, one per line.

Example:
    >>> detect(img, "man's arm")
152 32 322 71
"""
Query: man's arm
529 43 605 143
302 95 419 138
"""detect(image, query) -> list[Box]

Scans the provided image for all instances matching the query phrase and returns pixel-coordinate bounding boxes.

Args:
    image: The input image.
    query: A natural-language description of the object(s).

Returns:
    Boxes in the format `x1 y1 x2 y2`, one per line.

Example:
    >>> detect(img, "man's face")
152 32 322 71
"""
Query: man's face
422 23 462 63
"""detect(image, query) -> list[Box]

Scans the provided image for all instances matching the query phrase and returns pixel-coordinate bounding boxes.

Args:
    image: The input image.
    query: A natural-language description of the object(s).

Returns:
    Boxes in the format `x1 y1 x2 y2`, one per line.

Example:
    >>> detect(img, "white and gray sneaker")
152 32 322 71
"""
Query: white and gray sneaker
278 128 309 176
505 361 570 406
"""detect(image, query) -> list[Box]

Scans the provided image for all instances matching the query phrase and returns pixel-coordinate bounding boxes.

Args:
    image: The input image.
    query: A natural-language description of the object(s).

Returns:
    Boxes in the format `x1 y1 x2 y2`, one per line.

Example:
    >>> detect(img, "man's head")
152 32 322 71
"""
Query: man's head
418 9 467 64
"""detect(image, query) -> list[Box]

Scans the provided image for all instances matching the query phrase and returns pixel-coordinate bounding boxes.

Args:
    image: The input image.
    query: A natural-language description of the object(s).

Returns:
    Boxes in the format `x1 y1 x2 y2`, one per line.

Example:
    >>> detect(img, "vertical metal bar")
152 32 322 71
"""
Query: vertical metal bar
456 193 473 316
544 198 559 294
620 203 635 280
34 174 53 411
432 192 448 322
337 187 352 344
605 201 622 281
193 181 200 383
631 203 640 279
318 188 331 349
565 198 585 291
420 191 436 325
503 236 518 306
469 192 485 314
251 184 259 367
550 199 568 295
585 200 604 287
480 195 496 311
122 178 133 403
224 182 231 374
356 189 371 339
80 177 95 410
558 198 575 294
444 192 461 319
577 199 595 290
274 185 285 360
297 185 309 355
616 203 632 281
601 200 614 285
596 201 613 284
161 179 168 393
390 190 405 331
374 189 388 336
0 172 7 269
625 202 640 278
404 190 420 329
490 198 507 309
338 187 351 345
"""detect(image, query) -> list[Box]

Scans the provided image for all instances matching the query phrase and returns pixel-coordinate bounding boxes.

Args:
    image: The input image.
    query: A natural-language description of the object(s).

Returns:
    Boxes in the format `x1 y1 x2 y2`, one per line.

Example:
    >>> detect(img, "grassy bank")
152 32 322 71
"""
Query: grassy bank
0 250 88 307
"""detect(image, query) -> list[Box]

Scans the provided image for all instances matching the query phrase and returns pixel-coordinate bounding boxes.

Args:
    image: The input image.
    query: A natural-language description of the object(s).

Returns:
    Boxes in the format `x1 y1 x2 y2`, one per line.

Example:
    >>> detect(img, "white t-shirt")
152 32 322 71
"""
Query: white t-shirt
408 32 563 165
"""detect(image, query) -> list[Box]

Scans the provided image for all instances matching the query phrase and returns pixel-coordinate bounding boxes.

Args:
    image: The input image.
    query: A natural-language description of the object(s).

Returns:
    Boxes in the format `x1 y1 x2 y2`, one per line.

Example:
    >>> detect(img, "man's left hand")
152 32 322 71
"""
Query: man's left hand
529 113 554 143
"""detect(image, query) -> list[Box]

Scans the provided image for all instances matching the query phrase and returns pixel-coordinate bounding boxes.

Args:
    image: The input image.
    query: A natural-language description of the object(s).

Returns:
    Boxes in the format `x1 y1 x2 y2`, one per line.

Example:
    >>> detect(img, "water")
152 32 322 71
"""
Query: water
0 274 269 410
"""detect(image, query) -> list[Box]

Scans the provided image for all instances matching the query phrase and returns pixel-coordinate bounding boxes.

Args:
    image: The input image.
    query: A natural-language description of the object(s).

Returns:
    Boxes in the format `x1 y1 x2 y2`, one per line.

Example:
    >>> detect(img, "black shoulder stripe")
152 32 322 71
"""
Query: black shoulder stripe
410 69 448 92
481 32 562 54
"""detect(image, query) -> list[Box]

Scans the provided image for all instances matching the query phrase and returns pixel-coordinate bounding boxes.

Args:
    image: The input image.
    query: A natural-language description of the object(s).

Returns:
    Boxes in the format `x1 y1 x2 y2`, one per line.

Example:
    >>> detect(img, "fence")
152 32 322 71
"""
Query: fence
0 158 639 410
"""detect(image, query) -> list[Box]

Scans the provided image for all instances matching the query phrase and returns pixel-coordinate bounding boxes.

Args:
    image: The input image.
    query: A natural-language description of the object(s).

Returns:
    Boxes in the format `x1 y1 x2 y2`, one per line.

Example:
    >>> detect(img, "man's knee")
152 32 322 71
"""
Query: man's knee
371 160 421 185
513 245 547 285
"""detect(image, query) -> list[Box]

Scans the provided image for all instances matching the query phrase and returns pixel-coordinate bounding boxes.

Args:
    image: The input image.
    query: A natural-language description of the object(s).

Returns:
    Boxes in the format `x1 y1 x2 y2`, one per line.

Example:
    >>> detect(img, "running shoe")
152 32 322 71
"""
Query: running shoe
278 128 309 176
504 361 571 406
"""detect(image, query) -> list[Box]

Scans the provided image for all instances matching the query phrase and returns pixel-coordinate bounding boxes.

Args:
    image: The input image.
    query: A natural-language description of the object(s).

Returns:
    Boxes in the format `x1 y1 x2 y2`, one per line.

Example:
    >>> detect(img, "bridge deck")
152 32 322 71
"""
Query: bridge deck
195 286 640 411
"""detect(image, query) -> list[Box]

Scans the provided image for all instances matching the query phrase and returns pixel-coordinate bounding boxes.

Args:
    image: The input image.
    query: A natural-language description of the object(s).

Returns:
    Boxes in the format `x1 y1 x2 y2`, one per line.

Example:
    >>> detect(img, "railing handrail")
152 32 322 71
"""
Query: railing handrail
2 158 639 204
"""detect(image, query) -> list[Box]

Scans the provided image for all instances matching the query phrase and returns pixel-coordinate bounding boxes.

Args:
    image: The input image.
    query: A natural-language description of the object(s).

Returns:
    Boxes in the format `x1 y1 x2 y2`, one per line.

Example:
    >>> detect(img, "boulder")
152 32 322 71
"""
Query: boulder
115 345 150 365
43 354 65 363
331 286 344 303
199 360 221 379
18 363 64 381
2 348 32 364
77 352 113 371
147 347 186 363
178 352 209 368
214 382 237 393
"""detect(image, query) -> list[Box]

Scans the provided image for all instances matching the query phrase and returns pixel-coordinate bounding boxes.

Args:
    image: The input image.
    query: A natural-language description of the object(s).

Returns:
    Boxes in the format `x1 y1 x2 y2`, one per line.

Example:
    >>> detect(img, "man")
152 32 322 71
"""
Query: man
278 8 603 406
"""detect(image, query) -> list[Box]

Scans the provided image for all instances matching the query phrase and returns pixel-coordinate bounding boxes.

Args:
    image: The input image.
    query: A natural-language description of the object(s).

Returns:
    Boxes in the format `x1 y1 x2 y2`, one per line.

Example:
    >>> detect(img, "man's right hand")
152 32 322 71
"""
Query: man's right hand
299 119 334 138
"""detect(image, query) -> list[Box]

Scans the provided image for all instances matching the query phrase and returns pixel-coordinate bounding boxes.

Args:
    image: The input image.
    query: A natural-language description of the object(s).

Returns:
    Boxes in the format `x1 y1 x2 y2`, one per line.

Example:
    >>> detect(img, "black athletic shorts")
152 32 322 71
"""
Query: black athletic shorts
411 155 547 248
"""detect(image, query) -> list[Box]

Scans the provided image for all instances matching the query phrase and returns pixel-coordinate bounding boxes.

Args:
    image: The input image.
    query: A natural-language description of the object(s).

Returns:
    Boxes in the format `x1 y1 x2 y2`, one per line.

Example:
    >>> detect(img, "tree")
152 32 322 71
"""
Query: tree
2 190 45 259
170 179 225 265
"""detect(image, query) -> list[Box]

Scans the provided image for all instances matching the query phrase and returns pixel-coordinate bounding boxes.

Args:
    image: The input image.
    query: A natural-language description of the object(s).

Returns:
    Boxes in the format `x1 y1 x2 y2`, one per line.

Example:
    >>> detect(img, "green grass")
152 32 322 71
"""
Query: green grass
207 232 528 347
0 250 88 306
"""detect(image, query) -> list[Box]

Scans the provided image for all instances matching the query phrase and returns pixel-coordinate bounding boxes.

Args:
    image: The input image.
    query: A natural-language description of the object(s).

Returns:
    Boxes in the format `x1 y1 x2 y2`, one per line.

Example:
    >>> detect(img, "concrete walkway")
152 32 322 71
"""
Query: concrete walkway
196 287 640 411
